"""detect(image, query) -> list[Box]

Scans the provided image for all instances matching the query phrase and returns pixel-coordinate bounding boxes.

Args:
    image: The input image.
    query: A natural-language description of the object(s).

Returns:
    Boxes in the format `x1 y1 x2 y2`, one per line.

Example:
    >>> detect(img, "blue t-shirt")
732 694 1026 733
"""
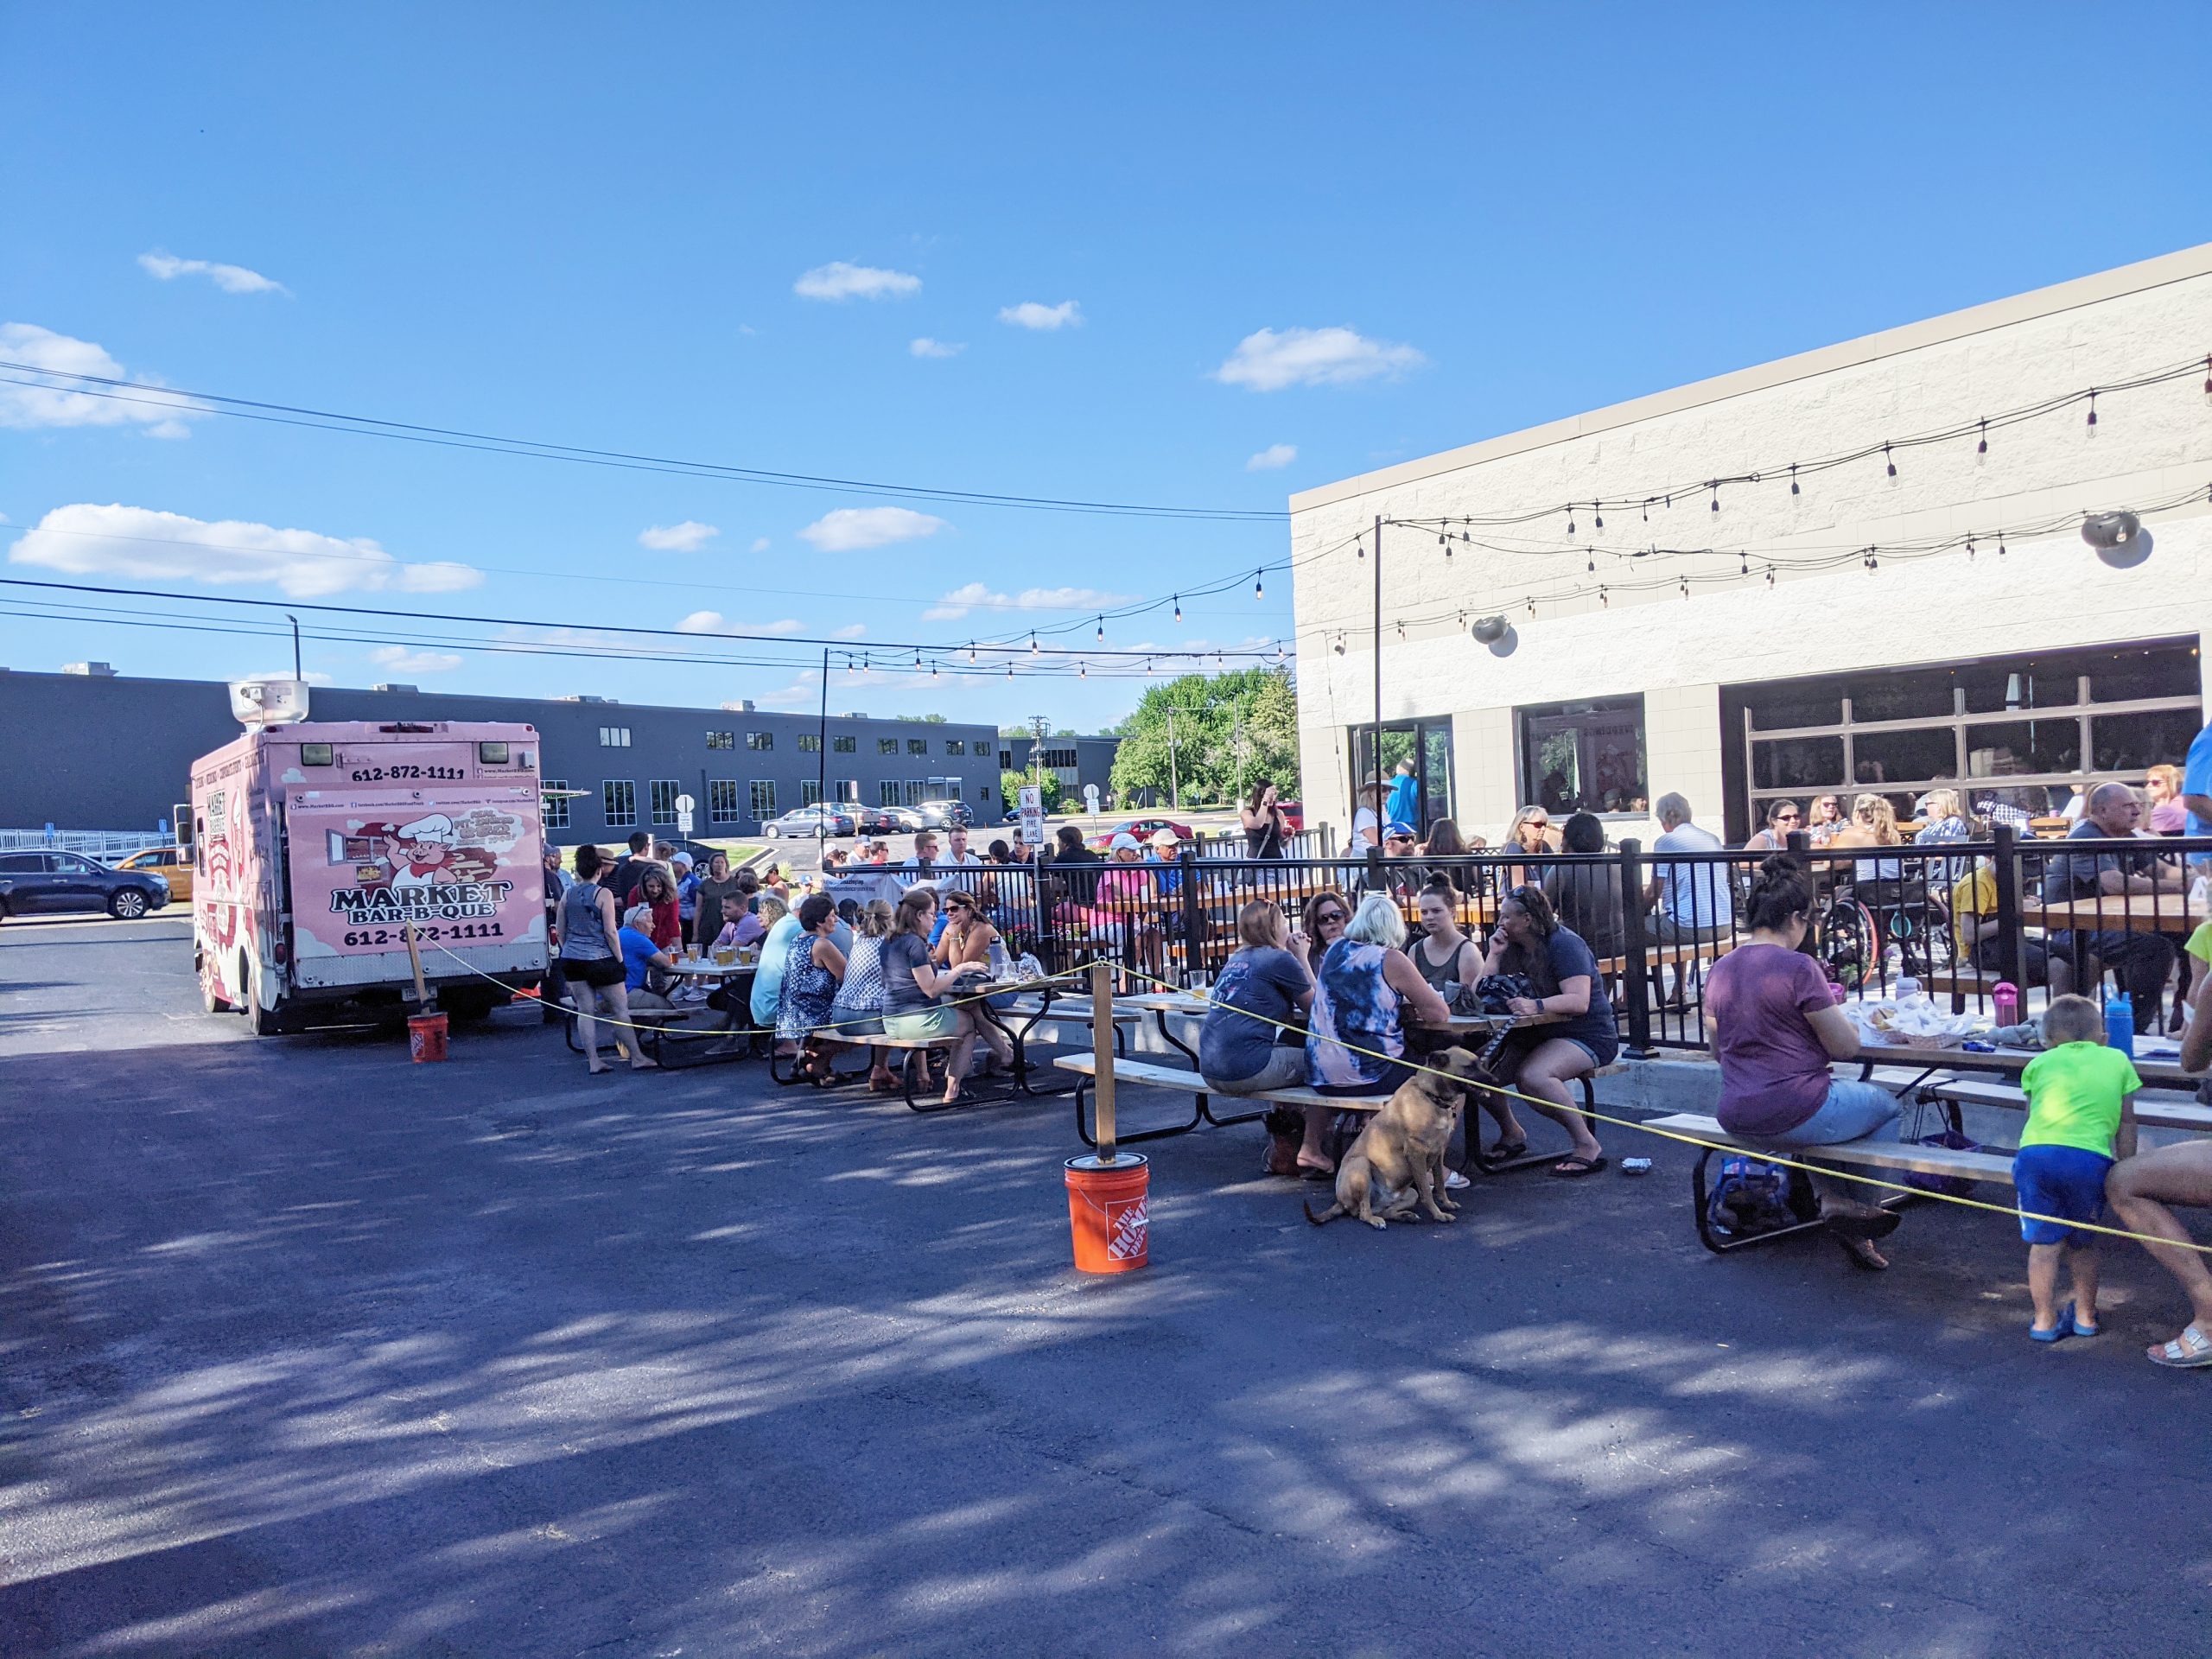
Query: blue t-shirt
1386 773 1418 827
2041 816 2161 902
1504 925 1618 1063
1199 945 1309 1083
2186 720 2212 857
618 925 661 994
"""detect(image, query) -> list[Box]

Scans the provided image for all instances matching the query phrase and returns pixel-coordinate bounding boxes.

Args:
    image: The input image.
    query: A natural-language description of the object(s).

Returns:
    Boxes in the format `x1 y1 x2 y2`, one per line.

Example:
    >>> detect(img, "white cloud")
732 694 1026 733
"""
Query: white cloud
920 582 1135 622
830 622 868 639
1246 443 1298 471
10 503 484 599
749 536 771 554
909 337 965 359
794 262 921 302
999 300 1083 331
676 611 804 637
798 506 948 552
137 251 288 296
0 323 206 435
1215 326 1424 391
639 520 718 552
368 645 462 675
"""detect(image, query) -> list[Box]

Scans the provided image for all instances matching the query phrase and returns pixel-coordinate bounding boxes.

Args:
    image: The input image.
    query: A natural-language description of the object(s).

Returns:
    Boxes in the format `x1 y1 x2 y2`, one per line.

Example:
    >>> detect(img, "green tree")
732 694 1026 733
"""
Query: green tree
1001 769 1063 813
1108 668 1300 807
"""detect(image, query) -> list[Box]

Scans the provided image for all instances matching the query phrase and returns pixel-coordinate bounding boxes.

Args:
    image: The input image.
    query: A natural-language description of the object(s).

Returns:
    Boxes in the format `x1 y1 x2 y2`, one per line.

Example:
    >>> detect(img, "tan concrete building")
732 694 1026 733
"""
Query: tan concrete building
1288 244 2212 844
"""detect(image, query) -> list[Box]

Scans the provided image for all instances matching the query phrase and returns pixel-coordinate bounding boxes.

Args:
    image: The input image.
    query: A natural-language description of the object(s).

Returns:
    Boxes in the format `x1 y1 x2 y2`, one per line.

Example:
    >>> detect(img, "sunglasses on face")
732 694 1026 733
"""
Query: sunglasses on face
1318 910 1346 925
946 900 971 912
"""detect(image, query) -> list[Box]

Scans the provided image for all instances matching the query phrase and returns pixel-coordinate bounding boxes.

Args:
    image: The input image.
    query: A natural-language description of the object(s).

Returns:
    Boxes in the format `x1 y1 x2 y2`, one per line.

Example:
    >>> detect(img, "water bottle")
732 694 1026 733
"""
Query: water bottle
988 938 1010 981
2105 990 2135 1056
1991 981 2020 1028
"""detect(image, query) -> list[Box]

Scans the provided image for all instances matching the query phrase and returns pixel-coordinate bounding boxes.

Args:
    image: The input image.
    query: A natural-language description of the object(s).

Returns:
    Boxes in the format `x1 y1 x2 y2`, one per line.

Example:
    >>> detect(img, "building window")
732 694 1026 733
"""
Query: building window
801 780 823 806
1516 696 1648 817
880 780 902 806
836 779 860 802
999 749 1013 769
649 780 680 824
748 779 776 819
599 726 631 748
1041 747 1077 769
1732 638 2202 828
945 739 963 755
833 735 856 753
706 730 734 750
907 738 928 755
747 732 773 752
708 779 741 823
979 785 994 801
602 781 637 826
540 781 572 830
798 733 821 753
878 738 899 755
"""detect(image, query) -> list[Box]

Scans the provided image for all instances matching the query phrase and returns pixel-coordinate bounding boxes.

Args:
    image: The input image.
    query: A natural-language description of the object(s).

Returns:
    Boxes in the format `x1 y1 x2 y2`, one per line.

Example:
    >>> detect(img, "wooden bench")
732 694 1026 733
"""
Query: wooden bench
1054 1052 1625 1169
1643 1109 2017 1255
1918 1076 2212 1135
788 1028 1062 1113
1920 969 1997 1012
996 998 1140 1057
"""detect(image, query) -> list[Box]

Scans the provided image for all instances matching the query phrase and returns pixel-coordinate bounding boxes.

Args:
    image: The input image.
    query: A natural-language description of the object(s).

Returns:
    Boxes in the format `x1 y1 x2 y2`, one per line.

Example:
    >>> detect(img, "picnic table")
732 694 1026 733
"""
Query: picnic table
2015 893 2207 936
1855 1037 2202 1094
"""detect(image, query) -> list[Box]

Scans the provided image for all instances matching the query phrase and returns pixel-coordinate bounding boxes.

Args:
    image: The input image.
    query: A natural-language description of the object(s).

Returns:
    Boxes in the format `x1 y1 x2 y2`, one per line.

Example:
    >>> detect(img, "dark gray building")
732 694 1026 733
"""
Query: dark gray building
0 669 1005 840
997 734 1122 809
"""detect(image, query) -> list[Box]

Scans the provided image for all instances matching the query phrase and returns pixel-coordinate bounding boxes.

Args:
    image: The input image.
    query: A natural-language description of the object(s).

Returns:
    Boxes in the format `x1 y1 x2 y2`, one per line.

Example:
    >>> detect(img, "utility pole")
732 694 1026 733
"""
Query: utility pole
1029 713 1049 789
1370 513 1383 829
817 646 830 849
1166 705 1179 810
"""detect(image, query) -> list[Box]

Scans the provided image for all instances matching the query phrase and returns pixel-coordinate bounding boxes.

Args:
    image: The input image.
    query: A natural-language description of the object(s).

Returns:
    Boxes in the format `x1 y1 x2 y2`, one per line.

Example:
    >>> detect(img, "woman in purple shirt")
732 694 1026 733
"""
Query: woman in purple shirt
1704 854 1902 1269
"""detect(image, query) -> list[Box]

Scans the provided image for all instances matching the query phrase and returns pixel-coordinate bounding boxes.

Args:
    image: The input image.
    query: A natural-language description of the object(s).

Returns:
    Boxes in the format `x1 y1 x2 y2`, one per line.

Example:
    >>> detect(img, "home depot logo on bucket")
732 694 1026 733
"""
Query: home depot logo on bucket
1106 1195 1147 1262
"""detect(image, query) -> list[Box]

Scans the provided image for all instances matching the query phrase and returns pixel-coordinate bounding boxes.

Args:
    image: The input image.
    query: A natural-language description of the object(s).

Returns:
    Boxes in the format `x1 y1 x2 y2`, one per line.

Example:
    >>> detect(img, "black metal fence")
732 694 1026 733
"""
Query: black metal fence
1005 826 2209 1054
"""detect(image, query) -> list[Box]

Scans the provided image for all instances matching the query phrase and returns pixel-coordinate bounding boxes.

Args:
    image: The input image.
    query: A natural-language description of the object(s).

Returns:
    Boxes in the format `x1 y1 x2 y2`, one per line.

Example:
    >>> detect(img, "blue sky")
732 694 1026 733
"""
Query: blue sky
4 3 2210 730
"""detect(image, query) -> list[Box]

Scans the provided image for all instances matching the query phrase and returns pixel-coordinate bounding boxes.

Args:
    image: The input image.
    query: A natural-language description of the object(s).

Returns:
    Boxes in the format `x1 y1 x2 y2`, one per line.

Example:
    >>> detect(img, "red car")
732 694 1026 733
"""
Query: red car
1089 817 1196 851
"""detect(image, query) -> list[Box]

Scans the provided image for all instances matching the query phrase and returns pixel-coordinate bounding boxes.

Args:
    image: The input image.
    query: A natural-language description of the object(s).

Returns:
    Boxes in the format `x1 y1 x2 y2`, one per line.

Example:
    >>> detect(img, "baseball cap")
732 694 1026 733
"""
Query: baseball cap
671 850 694 868
1383 821 1418 839
1149 827 1180 848
1109 832 1141 851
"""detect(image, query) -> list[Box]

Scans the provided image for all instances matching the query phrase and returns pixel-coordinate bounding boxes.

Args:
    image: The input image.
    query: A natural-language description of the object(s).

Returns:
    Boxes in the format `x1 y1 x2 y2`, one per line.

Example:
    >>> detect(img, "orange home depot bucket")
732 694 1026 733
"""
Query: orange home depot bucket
1065 1154 1150 1274
408 1011 449 1063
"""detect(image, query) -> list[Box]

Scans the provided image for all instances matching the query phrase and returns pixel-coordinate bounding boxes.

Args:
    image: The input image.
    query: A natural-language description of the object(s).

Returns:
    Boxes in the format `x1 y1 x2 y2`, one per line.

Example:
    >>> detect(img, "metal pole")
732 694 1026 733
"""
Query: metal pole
1371 514 1382 827
1166 707 1179 810
286 613 302 682
817 647 830 852
1090 958 1117 1162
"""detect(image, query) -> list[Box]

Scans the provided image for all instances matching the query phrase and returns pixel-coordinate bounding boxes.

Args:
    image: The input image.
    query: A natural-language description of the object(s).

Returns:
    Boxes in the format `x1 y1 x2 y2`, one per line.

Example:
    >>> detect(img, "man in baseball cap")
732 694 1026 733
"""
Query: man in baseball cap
1108 831 1141 854
1382 822 1419 851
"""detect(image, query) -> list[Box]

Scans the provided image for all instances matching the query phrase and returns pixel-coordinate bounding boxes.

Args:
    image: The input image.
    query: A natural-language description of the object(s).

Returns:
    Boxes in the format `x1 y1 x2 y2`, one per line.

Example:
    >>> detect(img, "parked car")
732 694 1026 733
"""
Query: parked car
1088 817 1195 851
854 805 909 836
1276 799 1306 833
116 844 194 902
760 805 856 839
880 805 928 832
0 849 171 920
914 798 974 829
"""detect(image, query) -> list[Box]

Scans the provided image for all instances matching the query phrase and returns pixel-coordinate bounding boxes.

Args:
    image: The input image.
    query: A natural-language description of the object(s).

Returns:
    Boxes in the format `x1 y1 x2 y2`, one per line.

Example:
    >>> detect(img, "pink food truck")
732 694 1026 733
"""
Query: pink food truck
189 700 549 1034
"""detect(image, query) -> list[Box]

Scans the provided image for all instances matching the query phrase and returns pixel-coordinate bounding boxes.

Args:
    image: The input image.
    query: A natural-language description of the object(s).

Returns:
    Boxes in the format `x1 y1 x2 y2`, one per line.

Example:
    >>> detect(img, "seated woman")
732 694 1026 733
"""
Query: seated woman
880 887 1013 1106
1306 892 1452 1100
1473 886 1618 1176
1501 804 1556 888
933 887 1006 981
1541 811 1625 962
777 893 849 1084
1704 854 1901 1269
830 899 899 1091
747 895 796 1052
1912 787 1974 883
1199 899 1324 1168
1805 794 1845 845
1289 888 1351 978
1742 799 1801 853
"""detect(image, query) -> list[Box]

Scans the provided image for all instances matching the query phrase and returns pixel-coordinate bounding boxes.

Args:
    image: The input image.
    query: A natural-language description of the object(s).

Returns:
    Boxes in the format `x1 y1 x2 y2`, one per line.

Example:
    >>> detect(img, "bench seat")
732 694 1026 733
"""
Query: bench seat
1921 1076 2212 1134
1643 1111 2018 1185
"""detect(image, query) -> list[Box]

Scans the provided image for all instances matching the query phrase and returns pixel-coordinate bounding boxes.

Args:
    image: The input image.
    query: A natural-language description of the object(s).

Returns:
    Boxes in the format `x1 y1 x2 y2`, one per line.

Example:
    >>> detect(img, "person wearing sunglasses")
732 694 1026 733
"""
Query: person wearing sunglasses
1743 799 1802 854
932 887 1013 1007
1289 889 1351 977
1476 884 1618 1176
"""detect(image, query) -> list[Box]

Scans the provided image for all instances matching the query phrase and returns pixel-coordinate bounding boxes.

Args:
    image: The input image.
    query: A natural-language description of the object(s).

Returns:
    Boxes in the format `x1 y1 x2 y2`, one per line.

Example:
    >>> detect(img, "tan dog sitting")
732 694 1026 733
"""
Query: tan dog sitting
1304 1047 1484 1230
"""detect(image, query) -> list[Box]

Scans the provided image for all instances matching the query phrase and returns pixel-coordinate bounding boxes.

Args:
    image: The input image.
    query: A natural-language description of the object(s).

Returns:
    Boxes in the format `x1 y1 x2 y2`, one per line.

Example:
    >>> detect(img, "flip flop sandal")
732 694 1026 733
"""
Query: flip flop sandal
1823 1208 1902 1242
2148 1324 2212 1368
1484 1141 1529 1164
1300 1163 1337 1182
2069 1306 2102 1338
2029 1321 2070 1344
1548 1154 1608 1179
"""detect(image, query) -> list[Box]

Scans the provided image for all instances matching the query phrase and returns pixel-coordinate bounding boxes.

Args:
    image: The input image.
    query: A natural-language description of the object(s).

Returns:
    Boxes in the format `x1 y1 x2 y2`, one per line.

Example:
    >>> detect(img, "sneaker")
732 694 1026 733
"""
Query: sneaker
1444 1169 1471 1190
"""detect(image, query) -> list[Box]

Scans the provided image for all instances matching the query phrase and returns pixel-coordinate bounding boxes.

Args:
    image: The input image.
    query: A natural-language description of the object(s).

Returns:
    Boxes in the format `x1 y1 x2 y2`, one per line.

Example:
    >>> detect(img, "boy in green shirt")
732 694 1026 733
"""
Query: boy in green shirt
2014 995 2140 1342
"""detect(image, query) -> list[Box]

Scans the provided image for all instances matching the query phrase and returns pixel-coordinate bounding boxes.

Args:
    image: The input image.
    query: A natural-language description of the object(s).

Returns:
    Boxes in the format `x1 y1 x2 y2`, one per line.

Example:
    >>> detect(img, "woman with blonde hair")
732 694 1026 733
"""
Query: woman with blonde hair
2146 764 2189 834
1502 804 1555 887
1833 792 1904 881
1305 891 1452 1098
880 886 1012 1105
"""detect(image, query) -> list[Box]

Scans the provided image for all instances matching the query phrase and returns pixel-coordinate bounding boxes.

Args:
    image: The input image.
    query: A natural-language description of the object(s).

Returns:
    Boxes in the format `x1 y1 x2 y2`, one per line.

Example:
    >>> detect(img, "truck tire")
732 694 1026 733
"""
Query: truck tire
109 888 149 920
242 957 283 1036
442 986 504 1021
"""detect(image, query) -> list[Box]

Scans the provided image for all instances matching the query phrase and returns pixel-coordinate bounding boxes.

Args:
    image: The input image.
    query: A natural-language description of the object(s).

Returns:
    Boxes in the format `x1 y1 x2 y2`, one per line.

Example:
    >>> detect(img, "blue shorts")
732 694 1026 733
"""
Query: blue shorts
2012 1144 2113 1246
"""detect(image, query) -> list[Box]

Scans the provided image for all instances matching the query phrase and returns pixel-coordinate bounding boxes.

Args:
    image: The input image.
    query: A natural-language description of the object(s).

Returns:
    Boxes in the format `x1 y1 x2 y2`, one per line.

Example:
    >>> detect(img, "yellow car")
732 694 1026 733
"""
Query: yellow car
116 846 193 903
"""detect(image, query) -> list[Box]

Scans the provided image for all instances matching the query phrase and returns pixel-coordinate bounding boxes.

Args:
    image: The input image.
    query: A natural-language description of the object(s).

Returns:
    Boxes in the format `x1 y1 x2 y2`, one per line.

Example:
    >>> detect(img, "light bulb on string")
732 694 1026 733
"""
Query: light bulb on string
1254 571 1264 600
1709 483 1719 514
2087 391 2098 428
1998 533 2006 557
1599 585 1609 607
1566 509 1576 537
1641 499 1649 523
1967 536 1977 561
1356 538 1364 559
1679 575 1690 600
1885 443 1896 478
1029 632 1039 654
1525 596 1535 619
931 661 940 678
1739 552 1749 576
1765 565 1776 588
1096 616 1105 643
1007 662 1014 678
1586 550 1595 574
1977 418 1988 455
2204 356 2212 394
1593 504 1604 530
1789 463 1800 495
1079 662 1087 678
967 641 976 664
1173 595 1182 623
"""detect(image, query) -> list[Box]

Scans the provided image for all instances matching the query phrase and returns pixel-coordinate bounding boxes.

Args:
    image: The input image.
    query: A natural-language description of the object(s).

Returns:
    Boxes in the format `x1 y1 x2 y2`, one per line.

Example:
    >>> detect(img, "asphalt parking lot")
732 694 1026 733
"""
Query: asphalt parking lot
3 912 2209 1656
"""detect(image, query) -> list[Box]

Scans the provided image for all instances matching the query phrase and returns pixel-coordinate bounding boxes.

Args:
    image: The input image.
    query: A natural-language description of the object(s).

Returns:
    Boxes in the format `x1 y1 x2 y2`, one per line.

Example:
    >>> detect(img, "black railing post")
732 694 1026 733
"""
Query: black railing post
1364 844 1385 894
1992 822 2025 997
1178 844 1205 987
1619 837 1655 1057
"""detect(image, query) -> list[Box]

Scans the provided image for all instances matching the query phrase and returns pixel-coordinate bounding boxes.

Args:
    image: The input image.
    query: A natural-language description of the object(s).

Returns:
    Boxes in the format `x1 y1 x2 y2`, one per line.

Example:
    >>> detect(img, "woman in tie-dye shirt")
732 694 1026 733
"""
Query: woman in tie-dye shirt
1306 892 1452 1096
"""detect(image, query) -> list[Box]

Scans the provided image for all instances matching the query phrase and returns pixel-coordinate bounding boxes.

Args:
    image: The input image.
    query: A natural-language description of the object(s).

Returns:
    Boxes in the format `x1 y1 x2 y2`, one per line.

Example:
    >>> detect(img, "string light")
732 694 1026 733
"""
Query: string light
1708 483 1719 514
1356 537 1364 559
968 641 976 664
1586 550 1596 574
1566 509 1576 536
1739 551 1749 575
1765 565 1776 588
1007 661 1014 678
1977 418 1988 455
1525 595 1536 618
2087 391 2098 428
2204 356 2211 394
1593 504 1604 530
1029 632 1039 654
1885 442 1896 478
1679 575 1689 599
1079 661 1087 677
1173 595 1182 623
1599 586 1609 607
1096 616 1105 642
1789 463 1800 495
931 661 940 678
1254 571 1264 600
